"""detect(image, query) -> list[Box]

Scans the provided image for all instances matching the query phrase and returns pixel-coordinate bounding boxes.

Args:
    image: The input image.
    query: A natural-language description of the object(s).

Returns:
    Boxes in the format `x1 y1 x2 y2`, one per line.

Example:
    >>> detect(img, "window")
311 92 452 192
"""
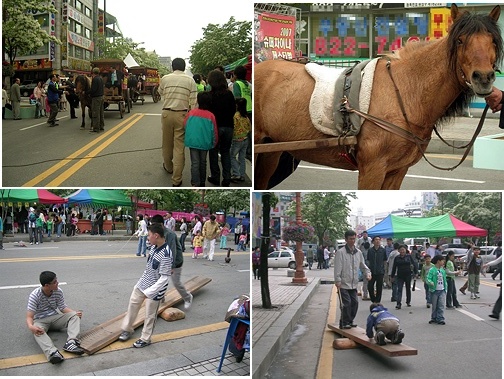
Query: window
75 0 82 11
85 50 91 61
35 15 49 27
75 46 83 59
75 22 82 35
85 7 91 17
85 28 91 39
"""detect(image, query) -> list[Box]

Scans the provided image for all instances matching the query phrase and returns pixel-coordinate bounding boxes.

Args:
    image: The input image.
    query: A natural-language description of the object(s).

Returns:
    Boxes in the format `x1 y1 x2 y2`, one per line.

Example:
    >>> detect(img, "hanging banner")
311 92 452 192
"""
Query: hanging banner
255 12 296 62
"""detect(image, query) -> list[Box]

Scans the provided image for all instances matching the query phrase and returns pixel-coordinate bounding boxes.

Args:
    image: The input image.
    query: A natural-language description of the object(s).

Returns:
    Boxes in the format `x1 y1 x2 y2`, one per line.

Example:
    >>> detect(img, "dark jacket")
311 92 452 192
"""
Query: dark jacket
391 254 418 279
47 81 61 103
367 246 387 275
209 90 235 129
90 75 104 97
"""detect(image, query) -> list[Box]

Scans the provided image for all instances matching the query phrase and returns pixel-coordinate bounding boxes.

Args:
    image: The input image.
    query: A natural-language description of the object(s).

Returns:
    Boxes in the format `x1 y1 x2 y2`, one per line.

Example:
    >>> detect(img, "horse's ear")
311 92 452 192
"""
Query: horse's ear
450 4 461 22
489 5 500 22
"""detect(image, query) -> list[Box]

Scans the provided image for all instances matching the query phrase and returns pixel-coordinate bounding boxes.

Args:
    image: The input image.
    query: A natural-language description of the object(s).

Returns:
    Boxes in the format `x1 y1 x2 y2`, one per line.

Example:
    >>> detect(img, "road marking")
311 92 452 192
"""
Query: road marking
22 113 143 187
142 113 162 116
457 308 485 321
237 269 250 272
0 321 228 370
297 165 485 184
0 282 67 290
0 254 133 263
19 116 69 131
317 284 337 379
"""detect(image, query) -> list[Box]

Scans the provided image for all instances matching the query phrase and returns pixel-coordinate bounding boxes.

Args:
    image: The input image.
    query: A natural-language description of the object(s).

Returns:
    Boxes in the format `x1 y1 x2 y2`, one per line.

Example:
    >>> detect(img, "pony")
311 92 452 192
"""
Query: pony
254 4 502 190
74 75 93 130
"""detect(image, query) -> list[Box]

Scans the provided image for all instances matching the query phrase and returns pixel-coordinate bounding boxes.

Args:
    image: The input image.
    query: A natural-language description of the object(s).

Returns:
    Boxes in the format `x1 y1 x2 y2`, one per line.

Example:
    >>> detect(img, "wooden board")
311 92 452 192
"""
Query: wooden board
327 323 417 357
79 276 211 354
254 136 357 154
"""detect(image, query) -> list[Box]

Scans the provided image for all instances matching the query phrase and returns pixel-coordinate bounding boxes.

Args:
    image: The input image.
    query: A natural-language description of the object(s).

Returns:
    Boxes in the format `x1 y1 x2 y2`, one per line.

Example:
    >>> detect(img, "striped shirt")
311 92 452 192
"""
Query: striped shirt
27 287 67 320
159 70 197 110
136 242 172 301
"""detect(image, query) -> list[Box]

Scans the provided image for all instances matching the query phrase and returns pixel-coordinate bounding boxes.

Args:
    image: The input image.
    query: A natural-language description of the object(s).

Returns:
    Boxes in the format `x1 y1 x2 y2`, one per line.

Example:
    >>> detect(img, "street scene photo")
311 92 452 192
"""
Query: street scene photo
251 191 501 379
0 188 250 376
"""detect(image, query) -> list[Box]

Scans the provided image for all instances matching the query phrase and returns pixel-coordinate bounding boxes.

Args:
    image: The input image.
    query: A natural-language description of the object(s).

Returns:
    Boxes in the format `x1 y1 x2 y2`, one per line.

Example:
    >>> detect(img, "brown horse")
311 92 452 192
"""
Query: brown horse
254 4 502 190
74 75 92 130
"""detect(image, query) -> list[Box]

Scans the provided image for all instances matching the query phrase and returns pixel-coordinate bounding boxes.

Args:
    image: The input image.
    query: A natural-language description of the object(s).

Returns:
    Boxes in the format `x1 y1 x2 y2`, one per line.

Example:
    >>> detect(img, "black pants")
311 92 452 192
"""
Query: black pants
492 286 502 317
396 276 412 305
446 277 460 307
339 288 359 326
253 264 260 279
368 274 384 303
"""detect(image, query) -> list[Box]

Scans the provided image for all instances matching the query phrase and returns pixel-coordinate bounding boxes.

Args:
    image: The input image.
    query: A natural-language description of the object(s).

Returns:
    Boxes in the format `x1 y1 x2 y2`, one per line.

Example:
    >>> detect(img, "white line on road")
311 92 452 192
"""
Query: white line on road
20 116 69 131
141 113 162 116
0 282 67 290
457 308 485 321
237 269 250 272
297 165 485 184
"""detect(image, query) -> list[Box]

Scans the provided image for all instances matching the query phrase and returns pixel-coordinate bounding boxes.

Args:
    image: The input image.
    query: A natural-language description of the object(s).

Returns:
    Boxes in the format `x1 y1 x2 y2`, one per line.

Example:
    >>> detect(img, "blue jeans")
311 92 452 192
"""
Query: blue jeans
424 282 432 304
431 289 446 322
230 138 248 177
189 148 207 186
137 235 147 256
37 226 43 243
57 223 63 237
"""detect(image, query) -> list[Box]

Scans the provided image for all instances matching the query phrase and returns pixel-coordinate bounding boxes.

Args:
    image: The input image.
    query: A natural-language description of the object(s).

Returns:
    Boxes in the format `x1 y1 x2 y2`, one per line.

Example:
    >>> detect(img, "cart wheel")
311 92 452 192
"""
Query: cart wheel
131 90 138 103
119 102 124 118
152 86 161 103
125 89 131 113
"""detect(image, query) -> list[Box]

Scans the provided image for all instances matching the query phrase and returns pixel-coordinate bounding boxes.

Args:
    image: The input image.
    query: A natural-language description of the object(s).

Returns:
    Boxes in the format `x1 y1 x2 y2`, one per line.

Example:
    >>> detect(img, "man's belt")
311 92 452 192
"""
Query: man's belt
163 108 187 112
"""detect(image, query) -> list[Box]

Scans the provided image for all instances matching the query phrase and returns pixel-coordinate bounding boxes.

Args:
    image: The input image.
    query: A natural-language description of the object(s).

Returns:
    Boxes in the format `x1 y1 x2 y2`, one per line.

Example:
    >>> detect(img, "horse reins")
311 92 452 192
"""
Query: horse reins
343 57 489 171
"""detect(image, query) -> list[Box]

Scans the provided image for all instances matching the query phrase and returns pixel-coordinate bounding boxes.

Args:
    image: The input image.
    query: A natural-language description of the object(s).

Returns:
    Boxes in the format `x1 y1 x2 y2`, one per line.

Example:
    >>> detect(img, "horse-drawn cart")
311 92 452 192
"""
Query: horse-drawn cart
90 58 130 118
127 66 161 104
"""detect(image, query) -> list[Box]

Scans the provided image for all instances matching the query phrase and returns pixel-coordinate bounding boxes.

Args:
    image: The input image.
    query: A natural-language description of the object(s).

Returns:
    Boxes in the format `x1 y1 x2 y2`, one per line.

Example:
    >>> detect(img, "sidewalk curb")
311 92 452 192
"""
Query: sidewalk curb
252 278 320 379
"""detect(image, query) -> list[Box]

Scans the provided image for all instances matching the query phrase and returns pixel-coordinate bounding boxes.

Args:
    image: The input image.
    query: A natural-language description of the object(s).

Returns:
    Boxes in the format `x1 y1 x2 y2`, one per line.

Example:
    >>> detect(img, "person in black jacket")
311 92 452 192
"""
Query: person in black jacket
89 67 104 133
391 245 418 309
64 76 79 119
367 236 387 303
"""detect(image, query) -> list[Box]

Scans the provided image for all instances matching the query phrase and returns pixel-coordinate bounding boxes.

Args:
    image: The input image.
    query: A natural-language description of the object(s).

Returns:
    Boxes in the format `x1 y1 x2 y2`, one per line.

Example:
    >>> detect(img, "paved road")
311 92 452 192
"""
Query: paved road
0 237 250 376
2 99 251 188
259 268 501 379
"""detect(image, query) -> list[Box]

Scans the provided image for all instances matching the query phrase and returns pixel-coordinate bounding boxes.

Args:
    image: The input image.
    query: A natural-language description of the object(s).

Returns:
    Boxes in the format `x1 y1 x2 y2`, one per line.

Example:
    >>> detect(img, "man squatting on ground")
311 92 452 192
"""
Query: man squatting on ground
366 302 405 345
26 271 84 364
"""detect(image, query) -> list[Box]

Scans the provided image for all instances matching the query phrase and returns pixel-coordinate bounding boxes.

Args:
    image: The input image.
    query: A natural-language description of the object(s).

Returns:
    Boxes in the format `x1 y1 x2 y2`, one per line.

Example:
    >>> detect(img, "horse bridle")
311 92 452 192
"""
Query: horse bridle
343 57 489 171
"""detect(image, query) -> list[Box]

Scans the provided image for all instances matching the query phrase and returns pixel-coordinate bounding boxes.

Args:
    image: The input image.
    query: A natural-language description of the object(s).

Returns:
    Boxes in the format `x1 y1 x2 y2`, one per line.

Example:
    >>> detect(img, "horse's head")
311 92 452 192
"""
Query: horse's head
448 4 502 97
75 75 89 95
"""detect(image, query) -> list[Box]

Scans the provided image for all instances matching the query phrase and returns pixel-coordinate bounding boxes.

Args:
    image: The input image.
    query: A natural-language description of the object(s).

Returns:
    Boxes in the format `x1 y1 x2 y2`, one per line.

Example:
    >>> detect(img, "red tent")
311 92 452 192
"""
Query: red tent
131 196 153 209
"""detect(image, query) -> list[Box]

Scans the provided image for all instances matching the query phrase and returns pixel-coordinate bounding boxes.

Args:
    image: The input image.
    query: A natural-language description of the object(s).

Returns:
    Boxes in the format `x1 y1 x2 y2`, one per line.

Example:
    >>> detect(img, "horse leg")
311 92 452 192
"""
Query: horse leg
80 105 85 129
255 152 282 190
381 168 409 190
357 164 387 190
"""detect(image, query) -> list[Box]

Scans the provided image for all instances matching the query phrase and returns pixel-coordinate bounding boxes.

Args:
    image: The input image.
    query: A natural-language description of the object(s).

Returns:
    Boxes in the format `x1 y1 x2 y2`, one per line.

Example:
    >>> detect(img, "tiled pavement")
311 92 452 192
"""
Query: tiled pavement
153 355 250 376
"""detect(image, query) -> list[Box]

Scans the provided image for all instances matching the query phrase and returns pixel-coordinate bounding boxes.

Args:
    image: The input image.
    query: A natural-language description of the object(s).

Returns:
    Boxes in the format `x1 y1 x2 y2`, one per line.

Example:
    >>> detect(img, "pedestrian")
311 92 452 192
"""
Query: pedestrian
159 58 197 187
358 231 371 300
0 214 4 250
2 83 8 119
426 255 448 325
193 74 205 92
184 90 218 187
46 74 61 126
202 215 220 261
420 254 434 308
151 215 193 310
207 69 236 187
220 223 230 249
36 210 45 244
445 251 462 309
26 271 84 364
234 220 243 245
483 255 502 320
230 97 251 183
367 236 387 303
164 211 176 232
252 246 261 279
391 245 418 309
179 217 188 252
10 78 21 120
366 302 404 345
133 214 148 257
306 245 314 270
28 207 38 245
384 238 394 289
232 65 252 161
33 81 45 118
118 224 173 348
491 242 502 280
192 230 204 259
89 67 104 133
334 229 371 329
466 244 485 299
238 233 247 252
65 75 79 119
46 214 53 238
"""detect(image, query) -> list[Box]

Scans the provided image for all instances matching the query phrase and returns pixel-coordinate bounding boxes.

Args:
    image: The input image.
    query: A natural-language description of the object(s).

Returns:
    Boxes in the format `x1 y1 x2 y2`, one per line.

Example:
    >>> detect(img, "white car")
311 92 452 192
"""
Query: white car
267 250 308 269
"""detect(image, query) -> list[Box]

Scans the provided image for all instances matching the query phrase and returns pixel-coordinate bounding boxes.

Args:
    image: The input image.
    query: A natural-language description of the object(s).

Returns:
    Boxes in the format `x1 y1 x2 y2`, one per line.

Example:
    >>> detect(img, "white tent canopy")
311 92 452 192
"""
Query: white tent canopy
123 53 139 68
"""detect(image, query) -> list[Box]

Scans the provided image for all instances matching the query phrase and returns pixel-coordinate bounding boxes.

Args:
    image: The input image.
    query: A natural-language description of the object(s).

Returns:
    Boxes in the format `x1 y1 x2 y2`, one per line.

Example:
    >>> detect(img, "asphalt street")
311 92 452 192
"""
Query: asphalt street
2 99 252 188
264 267 502 379
0 238 250 376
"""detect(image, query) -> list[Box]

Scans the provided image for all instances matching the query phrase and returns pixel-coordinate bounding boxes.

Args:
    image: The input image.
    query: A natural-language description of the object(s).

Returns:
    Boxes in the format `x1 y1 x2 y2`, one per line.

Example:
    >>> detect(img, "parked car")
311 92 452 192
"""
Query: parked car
19 80 37 97
113 215 133 222
267 250 308 269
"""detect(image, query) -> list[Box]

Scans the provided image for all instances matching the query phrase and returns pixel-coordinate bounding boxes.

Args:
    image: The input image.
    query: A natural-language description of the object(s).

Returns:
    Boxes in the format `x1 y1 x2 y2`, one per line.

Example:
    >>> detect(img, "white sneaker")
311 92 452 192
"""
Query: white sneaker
184 293 193 310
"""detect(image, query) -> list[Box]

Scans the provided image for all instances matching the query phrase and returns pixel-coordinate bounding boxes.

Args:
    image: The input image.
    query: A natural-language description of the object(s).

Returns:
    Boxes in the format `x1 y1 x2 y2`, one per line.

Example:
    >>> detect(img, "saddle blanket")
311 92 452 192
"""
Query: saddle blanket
305 58 378 136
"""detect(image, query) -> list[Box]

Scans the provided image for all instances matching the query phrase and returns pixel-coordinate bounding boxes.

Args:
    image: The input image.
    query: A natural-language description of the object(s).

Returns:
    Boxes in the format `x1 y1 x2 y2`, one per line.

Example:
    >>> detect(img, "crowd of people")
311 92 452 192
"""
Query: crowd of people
333 230 502 345
160 58 251 187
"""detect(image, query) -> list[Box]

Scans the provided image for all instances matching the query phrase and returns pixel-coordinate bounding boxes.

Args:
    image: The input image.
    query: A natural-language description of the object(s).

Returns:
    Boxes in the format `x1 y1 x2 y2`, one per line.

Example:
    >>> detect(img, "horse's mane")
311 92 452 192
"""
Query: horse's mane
75 75 91 91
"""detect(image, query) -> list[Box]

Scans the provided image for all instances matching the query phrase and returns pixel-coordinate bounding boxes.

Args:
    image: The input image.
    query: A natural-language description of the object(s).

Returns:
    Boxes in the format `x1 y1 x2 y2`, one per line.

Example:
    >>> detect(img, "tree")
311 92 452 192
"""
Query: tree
286 192 356 246
203 190 250 217
189 17 252 76
2 0 59 77
123 190 199 212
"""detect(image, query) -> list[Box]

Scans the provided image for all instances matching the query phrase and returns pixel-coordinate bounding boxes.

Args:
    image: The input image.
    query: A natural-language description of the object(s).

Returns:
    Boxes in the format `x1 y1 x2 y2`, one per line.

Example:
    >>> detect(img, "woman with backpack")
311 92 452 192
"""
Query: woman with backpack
28 208 38 245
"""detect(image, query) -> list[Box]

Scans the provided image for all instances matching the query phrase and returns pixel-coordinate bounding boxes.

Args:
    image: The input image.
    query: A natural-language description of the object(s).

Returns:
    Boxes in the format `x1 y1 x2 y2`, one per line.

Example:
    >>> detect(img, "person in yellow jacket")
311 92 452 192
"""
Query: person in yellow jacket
202 215 220 261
